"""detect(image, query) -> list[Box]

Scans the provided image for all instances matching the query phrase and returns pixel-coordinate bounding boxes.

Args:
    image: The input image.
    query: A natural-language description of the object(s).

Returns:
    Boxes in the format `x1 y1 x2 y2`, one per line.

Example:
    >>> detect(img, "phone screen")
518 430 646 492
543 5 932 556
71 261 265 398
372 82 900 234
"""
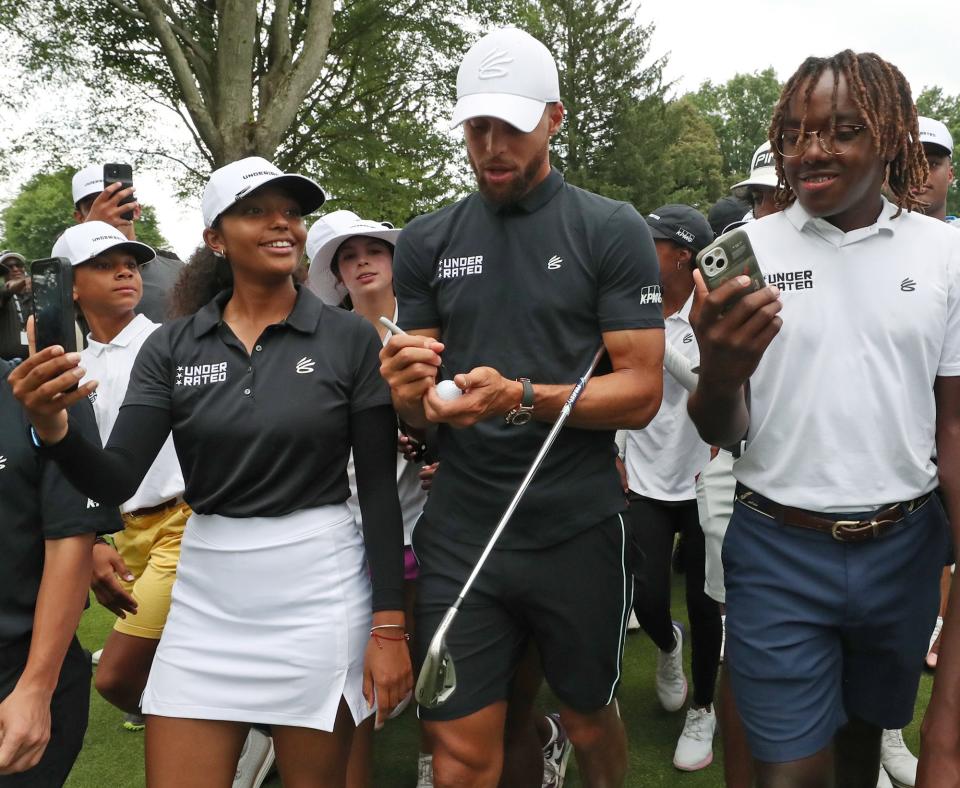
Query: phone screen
31 259 77 354
103 163 135 221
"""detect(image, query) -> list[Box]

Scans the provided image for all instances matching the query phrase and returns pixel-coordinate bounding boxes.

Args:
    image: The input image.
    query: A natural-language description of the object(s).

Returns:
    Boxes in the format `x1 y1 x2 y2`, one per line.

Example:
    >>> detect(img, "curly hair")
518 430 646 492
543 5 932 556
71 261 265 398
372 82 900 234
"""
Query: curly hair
768 50 928 216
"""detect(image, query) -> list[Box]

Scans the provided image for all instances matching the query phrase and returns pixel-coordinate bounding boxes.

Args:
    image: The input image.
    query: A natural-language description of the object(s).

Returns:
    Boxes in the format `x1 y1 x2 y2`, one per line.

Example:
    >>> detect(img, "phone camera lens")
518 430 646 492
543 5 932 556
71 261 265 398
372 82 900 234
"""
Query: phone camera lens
717 259 726 268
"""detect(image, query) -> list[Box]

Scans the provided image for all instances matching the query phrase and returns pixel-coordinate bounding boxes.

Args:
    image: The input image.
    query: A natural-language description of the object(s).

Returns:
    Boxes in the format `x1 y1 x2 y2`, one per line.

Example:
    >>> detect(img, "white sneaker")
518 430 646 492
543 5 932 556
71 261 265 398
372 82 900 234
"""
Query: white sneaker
926 616 944 669
719 614 726 663
91 649 103 666
881 728 917 788
673 706 716 771
656 622 688 712
541 713 572 788
416 753 433 788
877 765 894 788
233 728 275 788
627 610 641 631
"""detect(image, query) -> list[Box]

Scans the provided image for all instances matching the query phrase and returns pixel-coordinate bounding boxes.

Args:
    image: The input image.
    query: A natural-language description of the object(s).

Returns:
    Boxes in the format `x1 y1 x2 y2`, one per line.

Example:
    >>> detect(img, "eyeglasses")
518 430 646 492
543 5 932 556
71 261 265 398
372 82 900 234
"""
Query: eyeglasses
776 124 867 157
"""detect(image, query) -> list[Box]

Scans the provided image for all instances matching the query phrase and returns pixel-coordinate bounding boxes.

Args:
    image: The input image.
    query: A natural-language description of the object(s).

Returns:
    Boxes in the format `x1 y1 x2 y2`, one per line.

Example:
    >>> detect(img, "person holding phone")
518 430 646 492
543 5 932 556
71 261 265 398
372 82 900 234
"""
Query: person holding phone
0 354 120 785
0 252 31 361
71 163 183 323
688 51 960 787
12 156 411 788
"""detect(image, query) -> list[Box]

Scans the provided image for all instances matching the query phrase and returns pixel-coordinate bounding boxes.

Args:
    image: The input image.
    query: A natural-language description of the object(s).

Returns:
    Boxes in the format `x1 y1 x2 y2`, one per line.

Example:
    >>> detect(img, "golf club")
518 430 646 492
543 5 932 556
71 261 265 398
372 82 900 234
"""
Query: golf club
415 345 607 708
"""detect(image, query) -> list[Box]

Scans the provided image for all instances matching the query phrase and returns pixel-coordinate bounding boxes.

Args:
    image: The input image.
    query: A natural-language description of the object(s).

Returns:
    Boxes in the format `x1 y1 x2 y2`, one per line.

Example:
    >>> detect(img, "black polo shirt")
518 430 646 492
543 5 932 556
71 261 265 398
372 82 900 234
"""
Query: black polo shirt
121 285 391 516
394 168 663 549
0 360 121 645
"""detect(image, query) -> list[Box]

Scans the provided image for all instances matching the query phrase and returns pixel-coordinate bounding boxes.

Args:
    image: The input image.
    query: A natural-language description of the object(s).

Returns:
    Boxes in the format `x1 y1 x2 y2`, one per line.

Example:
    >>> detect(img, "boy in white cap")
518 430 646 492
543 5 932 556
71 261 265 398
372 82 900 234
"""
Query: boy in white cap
381 26 664 788
71 164 184 322
915 116 956 225
732 141 780 221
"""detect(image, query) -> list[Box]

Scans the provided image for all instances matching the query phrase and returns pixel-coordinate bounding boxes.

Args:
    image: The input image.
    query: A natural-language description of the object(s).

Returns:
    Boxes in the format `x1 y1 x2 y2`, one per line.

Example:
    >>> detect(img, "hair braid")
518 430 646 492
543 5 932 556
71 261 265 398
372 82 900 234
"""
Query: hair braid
768 50 928 216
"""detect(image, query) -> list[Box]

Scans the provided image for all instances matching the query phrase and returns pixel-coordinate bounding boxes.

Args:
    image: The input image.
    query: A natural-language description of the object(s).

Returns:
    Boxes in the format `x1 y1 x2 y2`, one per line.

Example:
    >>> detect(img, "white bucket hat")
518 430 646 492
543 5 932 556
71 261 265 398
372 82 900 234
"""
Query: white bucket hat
450 27 560 134
52 221 155 267
201 156 325 228
306 210 400 305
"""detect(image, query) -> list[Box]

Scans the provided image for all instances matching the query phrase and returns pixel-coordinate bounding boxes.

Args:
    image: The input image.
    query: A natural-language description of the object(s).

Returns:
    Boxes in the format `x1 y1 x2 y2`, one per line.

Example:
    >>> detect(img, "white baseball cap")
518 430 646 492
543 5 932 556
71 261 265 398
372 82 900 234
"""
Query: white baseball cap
201 156 326 228
51 221 155 267
732 141 779 194
450 27 560 134
72 163 105 205
918 116 954 156
306 210 400 305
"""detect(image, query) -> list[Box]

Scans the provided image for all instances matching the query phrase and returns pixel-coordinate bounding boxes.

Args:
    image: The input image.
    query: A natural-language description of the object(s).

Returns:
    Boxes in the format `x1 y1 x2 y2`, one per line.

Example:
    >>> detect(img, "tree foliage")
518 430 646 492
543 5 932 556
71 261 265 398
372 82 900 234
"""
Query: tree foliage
1 168 169 261
689 68 782 182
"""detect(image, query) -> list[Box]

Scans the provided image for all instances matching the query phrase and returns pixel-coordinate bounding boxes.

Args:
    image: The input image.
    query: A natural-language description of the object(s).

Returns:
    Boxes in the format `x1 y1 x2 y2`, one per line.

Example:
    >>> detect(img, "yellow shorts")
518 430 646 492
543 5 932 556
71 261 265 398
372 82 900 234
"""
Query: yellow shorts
113 501 190 640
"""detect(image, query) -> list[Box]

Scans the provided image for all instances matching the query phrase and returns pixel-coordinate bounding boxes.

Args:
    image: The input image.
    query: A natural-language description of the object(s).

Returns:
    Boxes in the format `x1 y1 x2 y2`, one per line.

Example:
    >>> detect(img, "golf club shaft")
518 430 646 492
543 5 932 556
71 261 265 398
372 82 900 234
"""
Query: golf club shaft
451 345 606 609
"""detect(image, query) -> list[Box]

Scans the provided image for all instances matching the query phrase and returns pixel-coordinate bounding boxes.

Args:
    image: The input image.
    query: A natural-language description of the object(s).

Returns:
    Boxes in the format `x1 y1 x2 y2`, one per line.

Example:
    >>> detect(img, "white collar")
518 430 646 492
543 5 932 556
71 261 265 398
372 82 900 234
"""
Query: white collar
784 196 898 248
85 313 156 357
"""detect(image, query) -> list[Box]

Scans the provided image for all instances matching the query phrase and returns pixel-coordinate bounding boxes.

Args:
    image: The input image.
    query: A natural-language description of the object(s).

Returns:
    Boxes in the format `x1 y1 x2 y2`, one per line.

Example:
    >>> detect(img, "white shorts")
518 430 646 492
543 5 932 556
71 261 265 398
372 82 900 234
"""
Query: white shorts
141 504 373 730
696 451 737 604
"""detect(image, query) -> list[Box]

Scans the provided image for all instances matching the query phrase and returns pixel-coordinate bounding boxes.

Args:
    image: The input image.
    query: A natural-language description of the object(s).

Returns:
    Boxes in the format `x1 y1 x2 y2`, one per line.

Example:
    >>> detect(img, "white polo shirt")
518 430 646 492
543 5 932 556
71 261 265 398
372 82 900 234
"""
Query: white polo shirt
735 198 960 511
80 314 185 514
624 294 710 500
346 306 427 545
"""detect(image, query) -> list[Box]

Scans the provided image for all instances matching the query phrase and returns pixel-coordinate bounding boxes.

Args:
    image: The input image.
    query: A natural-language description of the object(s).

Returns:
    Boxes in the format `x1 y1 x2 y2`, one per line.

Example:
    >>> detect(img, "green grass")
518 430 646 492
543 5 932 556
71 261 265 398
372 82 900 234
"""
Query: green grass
66 576 933 787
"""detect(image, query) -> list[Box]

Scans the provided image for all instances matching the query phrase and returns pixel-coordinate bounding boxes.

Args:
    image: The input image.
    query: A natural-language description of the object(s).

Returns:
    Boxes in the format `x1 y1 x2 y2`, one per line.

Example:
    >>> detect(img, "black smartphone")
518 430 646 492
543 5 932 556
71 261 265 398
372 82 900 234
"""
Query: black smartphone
31 257 78 354
103 162 135 221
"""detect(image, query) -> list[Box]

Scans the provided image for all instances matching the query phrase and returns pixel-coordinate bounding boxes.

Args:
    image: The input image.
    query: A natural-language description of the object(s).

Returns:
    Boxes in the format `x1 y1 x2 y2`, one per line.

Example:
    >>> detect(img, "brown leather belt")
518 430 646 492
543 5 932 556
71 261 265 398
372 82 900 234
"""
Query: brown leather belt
736 486 932 543
128 497 182 518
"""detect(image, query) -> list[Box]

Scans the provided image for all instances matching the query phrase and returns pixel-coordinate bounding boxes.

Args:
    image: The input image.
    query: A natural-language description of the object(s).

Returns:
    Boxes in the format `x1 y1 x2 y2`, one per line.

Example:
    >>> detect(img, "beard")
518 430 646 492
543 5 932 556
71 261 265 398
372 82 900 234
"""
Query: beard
468 147 549 208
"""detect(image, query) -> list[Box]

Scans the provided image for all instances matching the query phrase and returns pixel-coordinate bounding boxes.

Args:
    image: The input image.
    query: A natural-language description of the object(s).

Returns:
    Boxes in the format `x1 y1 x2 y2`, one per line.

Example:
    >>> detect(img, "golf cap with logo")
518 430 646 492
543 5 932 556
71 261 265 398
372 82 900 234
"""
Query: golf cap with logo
450 27 560 134
918 116 954 157
646 204 714 254
51 221 155 267
72 163 105 205
306 210 400 305
201 156 326 229
732 141 779 194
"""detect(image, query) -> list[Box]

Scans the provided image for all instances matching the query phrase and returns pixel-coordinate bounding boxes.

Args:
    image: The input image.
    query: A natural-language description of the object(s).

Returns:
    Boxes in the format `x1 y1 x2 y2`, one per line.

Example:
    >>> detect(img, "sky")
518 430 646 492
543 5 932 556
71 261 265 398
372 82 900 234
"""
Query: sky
2 0 957 260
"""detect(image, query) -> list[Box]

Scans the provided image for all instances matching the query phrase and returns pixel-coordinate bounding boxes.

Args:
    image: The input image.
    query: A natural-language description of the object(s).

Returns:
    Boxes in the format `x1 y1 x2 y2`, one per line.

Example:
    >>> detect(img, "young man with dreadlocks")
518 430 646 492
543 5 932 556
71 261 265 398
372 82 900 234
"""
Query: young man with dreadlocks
687 50 960 788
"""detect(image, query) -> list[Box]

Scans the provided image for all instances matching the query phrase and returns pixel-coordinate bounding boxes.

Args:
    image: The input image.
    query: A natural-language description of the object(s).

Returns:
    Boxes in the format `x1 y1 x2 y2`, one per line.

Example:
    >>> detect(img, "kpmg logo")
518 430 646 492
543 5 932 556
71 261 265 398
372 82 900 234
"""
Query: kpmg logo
639 285 662 305
675 227 695 244
478 48 513 80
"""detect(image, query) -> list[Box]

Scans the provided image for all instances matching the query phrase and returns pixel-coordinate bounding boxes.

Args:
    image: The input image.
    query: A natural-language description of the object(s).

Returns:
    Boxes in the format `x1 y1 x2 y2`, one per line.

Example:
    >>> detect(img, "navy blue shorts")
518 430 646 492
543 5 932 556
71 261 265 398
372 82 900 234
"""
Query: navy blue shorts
722 492 949 763
412 513 633 721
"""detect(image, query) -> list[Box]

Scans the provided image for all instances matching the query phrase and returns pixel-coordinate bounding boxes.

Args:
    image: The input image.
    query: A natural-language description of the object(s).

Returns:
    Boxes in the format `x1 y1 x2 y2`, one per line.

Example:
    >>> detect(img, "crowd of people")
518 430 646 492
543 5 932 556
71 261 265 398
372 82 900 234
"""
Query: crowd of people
1 23 959 788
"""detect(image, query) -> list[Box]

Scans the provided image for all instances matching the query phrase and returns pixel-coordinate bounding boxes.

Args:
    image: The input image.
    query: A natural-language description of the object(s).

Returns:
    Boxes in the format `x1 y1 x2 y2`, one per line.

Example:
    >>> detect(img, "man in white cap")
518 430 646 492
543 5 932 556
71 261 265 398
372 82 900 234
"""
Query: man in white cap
732 141 780 221
71 164 184 322
915 116 957 225
381 26 665 788
0 251 31 361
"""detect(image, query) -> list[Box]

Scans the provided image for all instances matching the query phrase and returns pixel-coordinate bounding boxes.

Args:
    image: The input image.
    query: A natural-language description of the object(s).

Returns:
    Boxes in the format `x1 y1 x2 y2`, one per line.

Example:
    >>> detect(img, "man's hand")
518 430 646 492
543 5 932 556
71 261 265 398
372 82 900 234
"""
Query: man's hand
422 367 521 428
83 182 140 237
90 543 138 618
691 271 782 396
419 462 439 491
4 277 27 296
8 344 97 445
0 684 52 775
379 334 444 428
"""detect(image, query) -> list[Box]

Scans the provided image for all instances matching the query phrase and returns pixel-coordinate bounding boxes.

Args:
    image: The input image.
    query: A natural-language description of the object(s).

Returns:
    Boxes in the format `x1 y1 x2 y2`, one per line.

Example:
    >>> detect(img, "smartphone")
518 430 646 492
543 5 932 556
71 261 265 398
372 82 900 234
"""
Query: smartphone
696 228 765 296
31 257 78 355
103 162 135 221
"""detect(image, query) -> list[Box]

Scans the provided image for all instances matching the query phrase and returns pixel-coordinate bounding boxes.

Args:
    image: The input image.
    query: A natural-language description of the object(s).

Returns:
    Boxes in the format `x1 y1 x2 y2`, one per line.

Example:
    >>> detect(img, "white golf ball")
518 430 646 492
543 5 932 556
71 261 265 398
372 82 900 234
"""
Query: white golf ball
436 379 463 401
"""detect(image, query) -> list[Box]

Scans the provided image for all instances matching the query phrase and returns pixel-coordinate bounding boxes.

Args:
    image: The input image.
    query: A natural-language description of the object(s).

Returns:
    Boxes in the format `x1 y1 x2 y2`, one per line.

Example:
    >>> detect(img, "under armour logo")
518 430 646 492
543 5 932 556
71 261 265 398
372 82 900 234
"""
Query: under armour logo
0 455 6 470
478 48 513 80
296 357 315 374
547 255 563 270
901 278 916 292
682 333 694 344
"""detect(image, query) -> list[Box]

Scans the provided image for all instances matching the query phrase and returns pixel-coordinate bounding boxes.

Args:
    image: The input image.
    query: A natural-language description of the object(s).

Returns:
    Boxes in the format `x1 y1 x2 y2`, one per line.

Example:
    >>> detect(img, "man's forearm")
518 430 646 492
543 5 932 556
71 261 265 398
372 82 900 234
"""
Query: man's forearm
687 382 750 448
527 368 662 430
18 534 95 696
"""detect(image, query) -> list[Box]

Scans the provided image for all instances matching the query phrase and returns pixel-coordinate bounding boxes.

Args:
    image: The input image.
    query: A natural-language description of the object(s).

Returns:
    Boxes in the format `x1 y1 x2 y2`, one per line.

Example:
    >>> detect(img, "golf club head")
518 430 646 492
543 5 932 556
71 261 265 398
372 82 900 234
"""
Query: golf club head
415 623 457 708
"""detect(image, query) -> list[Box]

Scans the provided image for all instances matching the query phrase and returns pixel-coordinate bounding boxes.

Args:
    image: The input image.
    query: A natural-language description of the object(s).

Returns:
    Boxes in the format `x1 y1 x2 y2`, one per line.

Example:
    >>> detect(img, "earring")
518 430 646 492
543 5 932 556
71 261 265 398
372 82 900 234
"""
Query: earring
213 249 224 258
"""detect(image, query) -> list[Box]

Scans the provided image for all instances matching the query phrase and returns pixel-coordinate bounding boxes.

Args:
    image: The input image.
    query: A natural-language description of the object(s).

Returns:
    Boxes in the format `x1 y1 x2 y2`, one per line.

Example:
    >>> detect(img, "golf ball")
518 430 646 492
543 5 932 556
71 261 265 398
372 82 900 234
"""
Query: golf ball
436 379 463 401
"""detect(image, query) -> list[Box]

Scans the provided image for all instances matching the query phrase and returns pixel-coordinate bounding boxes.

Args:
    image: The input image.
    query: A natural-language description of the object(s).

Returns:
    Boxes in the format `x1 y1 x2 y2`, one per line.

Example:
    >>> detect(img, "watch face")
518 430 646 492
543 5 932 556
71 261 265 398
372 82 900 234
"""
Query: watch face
509 411 532 426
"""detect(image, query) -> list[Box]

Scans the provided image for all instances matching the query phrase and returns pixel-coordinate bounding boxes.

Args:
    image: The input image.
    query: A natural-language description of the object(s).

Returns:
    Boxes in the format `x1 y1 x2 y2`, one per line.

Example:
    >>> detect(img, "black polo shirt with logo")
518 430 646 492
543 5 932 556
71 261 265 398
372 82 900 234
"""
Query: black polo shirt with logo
0 360 121 645
122 285 391 516
393 168 663 549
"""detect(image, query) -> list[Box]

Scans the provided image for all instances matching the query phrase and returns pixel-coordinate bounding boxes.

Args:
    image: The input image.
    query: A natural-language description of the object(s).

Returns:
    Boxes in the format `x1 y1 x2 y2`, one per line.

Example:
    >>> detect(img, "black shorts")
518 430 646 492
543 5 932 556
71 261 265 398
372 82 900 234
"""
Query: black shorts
0 637 90 787
412 513 633 721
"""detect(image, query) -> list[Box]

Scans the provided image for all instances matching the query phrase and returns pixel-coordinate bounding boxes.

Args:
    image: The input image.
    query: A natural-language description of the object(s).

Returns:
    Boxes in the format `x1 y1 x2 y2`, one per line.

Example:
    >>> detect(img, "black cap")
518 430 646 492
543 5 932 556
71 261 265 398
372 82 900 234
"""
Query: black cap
707 196 751 237
645 204 714 253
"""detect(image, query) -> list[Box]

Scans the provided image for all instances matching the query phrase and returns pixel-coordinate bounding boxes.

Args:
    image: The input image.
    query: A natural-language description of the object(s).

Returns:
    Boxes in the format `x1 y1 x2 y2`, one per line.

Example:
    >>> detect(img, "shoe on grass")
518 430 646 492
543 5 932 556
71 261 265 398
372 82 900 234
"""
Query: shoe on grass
877 765 894 788
881 728 917 788
541 713 573 788
673 706 716 771
233 728 275 788
91 649 103 667
121 713 145 732
656 621 688 712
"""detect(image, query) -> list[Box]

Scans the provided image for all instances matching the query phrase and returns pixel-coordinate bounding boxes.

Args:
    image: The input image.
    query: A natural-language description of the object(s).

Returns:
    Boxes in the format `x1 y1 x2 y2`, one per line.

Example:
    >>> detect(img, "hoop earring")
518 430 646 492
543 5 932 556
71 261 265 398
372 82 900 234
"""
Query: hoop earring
213 249 225 258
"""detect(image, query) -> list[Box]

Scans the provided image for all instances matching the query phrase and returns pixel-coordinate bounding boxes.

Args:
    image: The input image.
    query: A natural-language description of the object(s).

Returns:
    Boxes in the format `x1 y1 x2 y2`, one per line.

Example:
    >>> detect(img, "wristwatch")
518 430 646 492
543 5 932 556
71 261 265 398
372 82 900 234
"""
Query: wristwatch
505 378 534 425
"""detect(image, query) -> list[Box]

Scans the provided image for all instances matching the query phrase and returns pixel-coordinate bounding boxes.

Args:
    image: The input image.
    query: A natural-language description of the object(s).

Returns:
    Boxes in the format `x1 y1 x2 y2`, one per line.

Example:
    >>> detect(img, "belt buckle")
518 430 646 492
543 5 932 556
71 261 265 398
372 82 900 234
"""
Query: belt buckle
830 519 878 541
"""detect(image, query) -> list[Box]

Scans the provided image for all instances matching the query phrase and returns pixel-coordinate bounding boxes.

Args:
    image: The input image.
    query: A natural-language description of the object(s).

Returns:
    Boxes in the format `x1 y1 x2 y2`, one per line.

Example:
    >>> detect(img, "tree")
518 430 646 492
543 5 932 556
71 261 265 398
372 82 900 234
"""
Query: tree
916 87 960 216
1 0 476 223
1 168 169 260
689 68 782 182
